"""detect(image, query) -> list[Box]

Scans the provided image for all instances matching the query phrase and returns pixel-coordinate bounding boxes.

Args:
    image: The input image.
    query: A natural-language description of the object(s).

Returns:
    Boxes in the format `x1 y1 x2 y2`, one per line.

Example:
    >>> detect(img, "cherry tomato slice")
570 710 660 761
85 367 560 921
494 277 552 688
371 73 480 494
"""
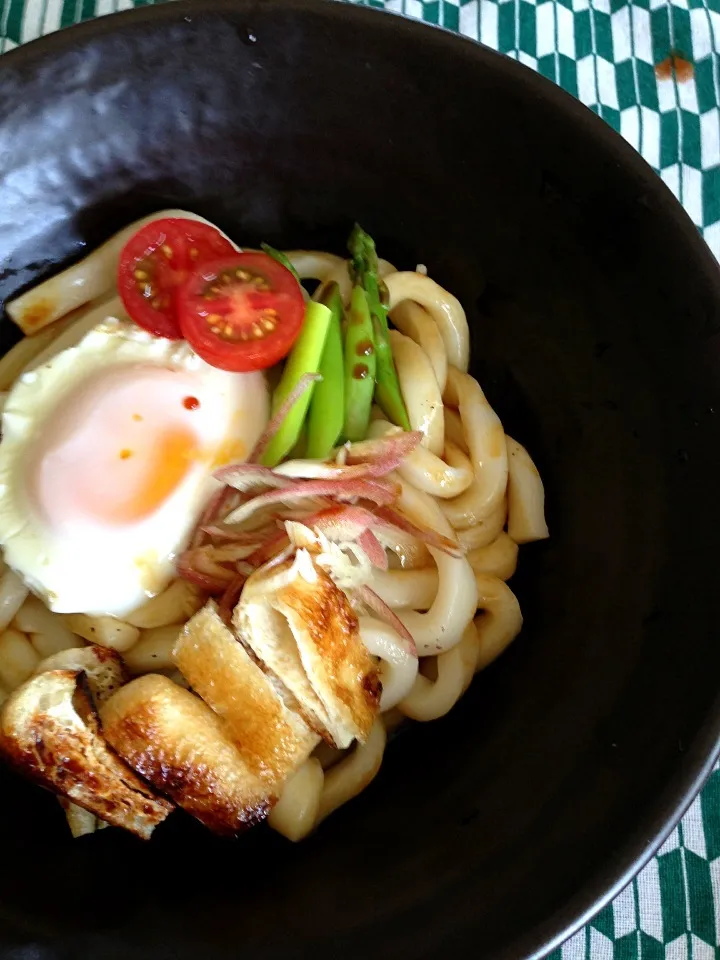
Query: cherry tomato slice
117 218 236 339
178 253 305 372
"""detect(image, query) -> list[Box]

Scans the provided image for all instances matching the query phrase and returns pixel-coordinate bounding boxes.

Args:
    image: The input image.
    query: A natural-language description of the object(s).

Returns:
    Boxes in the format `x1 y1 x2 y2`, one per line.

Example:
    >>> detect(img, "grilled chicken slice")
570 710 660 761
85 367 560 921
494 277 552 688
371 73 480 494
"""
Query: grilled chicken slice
234 550 381 749
100 674 274 836
0 670 172 839
174 603 319 785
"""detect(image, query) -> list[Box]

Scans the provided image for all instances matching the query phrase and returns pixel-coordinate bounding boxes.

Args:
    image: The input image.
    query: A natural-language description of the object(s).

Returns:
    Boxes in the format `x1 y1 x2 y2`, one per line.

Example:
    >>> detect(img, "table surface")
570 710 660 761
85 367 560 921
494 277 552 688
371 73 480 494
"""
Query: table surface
1 0 720 957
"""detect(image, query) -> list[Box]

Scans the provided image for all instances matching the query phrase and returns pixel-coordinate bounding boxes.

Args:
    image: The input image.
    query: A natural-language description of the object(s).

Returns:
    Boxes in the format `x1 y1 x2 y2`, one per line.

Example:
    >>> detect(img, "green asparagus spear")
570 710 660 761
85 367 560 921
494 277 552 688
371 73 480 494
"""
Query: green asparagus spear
306 283 345 459
348 224 410 431
260 301 331 467
343 285 377 442
260 243 302 284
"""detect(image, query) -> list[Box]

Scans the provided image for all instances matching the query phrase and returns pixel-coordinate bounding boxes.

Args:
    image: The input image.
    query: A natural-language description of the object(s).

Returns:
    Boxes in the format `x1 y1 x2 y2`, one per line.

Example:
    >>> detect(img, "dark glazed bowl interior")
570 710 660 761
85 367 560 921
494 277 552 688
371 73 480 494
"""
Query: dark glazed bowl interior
1 3 720 958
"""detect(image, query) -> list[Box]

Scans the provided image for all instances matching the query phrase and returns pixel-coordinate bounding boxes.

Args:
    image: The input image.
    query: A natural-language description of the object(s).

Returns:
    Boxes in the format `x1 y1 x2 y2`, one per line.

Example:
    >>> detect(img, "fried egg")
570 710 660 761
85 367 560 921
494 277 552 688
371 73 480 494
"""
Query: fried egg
0 318 268 616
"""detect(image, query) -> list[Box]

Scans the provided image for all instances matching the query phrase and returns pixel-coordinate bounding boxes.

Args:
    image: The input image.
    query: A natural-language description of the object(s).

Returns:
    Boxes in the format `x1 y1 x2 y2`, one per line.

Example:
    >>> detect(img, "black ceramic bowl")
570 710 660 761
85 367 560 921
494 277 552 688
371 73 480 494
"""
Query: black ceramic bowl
0 2 719 958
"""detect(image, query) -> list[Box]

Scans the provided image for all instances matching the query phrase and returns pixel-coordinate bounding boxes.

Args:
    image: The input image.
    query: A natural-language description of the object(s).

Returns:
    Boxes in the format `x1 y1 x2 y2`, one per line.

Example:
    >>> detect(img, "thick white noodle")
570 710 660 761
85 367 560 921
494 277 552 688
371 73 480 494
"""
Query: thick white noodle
390 475 477 655
457 498 507 550
0 293 121 393
399 621 479 722
358 616 418 711
388 330 443 456
63 614 139 652
0 317 74 392
312 741 346 772
378 259 398 279
24 296 126 374
467 532 518 581
6 209 218 333
366 567 437 610
284 251 345 279
368 532 517 609
0 629 39 690
15 595 82 658
389 299 447 393
402 440 473 499
444 407 468 453
318 261 354 305
474 575 523 672
375 529 432 570
61 802 97 838
0 570 29 631
315 719 387 826
124 626 180 675
124 579 203 629
440 368 509 530
285 251 352 304
506 436 549 543
29 627 84 660
385 271 469 372
303 255 396 306
267 758 324 842
369 420 472 499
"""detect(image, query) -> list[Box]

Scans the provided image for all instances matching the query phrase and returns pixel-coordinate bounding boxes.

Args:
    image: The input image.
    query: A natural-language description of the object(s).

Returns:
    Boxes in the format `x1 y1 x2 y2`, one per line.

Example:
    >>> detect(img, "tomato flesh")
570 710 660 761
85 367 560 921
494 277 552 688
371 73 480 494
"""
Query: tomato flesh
178 253 305 372
118 218 236 339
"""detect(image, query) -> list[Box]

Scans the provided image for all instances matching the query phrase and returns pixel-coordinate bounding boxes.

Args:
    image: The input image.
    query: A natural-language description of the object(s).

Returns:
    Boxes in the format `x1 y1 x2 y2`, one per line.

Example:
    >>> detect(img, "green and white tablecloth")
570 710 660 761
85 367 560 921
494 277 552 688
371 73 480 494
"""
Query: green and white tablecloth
1 0 719 956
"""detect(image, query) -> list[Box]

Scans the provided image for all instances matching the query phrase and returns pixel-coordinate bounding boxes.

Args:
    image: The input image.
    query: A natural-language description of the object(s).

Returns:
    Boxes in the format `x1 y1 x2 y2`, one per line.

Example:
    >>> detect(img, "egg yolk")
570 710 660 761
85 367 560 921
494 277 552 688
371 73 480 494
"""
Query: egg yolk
110 425 198 523
27 366 213 533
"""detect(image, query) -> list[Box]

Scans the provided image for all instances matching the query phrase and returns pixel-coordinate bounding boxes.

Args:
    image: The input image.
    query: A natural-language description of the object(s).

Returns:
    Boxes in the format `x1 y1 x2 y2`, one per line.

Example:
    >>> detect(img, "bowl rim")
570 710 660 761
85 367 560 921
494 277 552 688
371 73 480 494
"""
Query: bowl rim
2 2 720 957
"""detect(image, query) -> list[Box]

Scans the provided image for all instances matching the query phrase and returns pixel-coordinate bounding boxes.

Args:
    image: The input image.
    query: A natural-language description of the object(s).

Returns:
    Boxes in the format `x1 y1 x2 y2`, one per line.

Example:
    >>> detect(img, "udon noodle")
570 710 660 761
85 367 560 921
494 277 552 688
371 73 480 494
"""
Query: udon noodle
0 212 548 840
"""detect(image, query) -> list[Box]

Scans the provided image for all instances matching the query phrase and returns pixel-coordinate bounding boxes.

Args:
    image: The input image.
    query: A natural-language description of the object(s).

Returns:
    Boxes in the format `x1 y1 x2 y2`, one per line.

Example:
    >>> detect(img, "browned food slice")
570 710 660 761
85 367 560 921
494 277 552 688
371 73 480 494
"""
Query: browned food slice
100 674 274 836
0 670 172 839
174 603 319 785
34 644 131 835
35 644 128 704
234 551 381 749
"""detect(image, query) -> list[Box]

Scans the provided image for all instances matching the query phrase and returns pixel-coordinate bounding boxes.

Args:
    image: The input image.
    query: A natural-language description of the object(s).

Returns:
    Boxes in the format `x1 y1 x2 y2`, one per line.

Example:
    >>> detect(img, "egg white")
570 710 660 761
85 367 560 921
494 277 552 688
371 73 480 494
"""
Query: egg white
0 318 268 616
